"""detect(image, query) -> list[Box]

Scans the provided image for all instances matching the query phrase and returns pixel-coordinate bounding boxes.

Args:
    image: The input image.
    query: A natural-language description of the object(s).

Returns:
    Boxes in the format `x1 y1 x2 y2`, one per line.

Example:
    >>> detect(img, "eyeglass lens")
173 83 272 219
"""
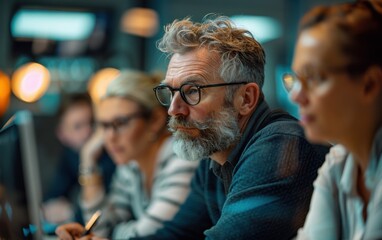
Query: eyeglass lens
282 73 296 92
97 113 143 132
154 82 247 106
154 84 200 106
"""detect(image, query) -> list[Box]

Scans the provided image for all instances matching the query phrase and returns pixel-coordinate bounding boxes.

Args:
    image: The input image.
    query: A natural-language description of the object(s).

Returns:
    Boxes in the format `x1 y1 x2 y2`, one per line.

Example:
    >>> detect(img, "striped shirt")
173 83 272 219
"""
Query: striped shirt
81 137 199 239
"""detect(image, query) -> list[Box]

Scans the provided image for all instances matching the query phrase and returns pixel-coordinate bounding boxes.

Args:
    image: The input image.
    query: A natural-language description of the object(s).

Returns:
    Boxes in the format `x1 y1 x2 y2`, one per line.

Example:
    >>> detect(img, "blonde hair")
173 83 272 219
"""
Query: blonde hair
102 69 164 112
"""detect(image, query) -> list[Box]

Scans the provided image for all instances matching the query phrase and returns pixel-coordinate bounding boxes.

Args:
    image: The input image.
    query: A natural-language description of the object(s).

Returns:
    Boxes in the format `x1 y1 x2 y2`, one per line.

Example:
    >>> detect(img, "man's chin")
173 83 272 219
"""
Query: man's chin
173 131 195 141
173 138 209 161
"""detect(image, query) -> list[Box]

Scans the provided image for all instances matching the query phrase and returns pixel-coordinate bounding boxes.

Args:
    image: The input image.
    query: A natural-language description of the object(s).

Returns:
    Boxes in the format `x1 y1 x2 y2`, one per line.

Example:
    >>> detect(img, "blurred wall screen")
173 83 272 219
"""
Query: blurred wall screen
9 6 113 57
11 9 96 41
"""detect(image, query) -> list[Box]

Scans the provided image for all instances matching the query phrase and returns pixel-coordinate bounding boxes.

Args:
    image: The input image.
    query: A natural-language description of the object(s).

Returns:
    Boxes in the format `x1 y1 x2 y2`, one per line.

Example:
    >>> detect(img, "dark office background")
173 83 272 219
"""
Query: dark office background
0 0 348 193
0 0 350 112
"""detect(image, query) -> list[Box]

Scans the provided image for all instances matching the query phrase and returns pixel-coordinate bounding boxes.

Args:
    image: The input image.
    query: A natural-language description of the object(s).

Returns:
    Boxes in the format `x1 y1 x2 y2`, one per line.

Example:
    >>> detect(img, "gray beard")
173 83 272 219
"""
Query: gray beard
168 106 241 161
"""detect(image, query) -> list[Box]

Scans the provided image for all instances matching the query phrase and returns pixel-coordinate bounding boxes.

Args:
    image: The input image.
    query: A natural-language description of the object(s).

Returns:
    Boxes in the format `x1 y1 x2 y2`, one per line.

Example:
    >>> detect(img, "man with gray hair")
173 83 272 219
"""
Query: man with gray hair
131 16 328 239
139 15 329 239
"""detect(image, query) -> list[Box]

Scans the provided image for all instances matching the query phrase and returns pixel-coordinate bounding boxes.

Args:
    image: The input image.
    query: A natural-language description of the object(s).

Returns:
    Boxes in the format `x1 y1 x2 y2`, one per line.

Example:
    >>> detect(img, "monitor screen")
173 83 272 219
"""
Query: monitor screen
0 111 43 239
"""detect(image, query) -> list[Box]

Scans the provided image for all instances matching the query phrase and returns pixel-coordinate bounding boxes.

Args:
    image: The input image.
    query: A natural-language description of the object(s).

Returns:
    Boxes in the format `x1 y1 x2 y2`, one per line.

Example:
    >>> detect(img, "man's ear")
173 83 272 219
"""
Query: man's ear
362 65 382 104
235 83 260 116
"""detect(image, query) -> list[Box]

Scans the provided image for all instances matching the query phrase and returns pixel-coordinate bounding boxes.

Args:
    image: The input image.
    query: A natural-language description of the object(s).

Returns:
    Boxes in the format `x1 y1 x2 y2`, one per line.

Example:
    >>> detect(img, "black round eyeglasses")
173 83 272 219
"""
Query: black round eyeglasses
153 82 247 106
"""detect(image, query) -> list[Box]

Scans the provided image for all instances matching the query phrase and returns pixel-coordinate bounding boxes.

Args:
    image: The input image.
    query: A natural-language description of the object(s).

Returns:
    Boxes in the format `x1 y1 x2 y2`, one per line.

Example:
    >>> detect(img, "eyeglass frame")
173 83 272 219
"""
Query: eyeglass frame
281 63 369 93
153 81 248 107
96 112 149 134
282 71 334 93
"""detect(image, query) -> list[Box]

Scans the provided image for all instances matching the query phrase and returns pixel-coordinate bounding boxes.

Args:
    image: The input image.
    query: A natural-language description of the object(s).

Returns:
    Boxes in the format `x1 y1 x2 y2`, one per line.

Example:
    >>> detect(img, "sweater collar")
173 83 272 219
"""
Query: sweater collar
209 99 271 170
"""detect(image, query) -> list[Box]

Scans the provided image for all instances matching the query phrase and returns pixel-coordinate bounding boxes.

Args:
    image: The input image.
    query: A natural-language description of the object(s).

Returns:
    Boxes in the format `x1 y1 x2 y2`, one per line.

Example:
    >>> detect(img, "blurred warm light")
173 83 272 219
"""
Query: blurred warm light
12 62 51 103
120 8 159 37
88 68 120 104
0 71 11 117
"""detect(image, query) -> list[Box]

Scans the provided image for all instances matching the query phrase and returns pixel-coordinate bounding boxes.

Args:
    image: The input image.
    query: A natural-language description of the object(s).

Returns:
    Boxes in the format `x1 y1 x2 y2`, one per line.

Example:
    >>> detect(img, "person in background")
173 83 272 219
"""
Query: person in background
285 1 382 239
55 70 199 239
127 15 328 239
43 93 115 225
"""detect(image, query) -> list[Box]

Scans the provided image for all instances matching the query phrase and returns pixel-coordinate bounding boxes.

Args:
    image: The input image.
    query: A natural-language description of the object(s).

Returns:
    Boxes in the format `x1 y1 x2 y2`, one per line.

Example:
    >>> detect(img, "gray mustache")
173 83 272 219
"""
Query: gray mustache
168 116 210 131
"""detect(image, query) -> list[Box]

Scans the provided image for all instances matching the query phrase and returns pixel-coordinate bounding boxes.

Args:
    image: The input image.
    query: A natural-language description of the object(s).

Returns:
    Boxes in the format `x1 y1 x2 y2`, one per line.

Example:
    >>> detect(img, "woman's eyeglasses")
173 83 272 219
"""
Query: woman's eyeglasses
97 112 147 133
282 73 300 93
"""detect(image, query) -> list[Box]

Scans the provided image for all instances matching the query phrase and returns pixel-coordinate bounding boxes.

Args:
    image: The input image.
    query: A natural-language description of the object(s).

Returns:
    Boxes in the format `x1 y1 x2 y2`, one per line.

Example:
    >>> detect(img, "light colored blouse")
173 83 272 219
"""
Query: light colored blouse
80 137 199 239
297 126 382 240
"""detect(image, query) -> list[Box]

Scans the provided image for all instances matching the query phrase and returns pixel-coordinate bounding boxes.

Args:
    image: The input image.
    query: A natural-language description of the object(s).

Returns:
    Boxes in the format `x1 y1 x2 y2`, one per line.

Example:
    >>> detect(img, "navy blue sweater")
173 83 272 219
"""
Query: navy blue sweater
134 100 329 240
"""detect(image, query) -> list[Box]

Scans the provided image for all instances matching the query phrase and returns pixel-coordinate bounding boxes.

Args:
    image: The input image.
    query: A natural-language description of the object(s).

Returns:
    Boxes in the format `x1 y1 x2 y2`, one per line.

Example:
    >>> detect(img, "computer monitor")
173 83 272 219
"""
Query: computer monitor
0 110 43 239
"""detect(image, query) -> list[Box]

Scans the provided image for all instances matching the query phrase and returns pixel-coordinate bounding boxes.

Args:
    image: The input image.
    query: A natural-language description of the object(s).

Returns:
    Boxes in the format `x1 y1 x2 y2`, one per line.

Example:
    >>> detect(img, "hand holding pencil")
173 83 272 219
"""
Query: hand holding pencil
55 210 103 240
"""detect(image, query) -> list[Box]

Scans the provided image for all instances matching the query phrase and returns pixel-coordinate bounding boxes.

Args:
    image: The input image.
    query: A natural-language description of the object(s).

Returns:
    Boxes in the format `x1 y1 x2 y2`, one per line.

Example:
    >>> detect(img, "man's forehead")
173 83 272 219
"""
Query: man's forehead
165 50 221 83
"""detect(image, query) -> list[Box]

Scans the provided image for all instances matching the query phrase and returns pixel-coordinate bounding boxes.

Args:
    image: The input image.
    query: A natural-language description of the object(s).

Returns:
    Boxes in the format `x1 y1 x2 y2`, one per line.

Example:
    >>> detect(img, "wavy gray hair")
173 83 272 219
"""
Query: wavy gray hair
157 15 266 100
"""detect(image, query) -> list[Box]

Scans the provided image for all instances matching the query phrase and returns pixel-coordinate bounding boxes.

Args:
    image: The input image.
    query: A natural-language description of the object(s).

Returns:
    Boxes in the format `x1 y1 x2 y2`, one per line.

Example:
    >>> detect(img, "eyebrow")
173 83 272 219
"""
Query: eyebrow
97 115 132 122
162 75 208 87
294 64 315 77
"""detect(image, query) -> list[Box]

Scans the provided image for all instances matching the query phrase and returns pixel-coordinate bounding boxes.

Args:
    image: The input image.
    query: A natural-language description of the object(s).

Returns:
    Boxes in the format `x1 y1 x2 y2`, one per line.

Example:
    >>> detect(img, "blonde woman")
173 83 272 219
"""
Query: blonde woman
56 70 198 239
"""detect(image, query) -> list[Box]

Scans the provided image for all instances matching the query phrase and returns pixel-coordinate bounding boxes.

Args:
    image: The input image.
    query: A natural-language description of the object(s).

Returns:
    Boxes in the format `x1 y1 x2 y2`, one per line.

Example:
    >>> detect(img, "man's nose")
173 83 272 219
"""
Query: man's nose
168 91 189 117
